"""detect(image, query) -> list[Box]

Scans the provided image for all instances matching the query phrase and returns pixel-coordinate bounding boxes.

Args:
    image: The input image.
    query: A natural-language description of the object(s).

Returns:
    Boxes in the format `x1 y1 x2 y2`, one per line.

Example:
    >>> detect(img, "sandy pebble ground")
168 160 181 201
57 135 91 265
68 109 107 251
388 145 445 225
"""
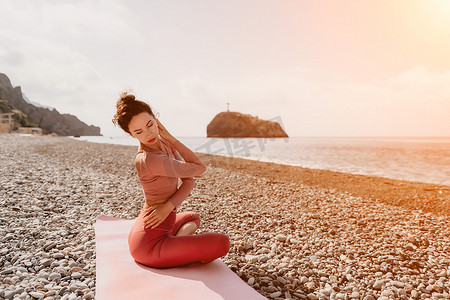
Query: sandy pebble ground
0 134 449 300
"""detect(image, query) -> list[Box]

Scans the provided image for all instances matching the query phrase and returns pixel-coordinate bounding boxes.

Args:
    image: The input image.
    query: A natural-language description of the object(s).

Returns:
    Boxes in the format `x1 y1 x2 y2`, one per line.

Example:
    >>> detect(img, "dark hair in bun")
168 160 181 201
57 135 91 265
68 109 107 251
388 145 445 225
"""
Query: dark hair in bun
112 91 155 134
121 93 135 104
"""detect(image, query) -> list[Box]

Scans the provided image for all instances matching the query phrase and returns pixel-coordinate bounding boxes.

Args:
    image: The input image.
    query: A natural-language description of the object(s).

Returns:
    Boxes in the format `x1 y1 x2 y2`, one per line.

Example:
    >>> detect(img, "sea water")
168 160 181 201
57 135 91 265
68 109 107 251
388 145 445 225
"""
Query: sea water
70 135 450 186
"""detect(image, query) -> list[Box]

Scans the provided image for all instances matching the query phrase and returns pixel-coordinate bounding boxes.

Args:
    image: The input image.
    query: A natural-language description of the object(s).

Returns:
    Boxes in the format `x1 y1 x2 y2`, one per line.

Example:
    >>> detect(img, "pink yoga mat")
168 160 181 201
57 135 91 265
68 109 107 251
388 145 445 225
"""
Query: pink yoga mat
94 215 266 300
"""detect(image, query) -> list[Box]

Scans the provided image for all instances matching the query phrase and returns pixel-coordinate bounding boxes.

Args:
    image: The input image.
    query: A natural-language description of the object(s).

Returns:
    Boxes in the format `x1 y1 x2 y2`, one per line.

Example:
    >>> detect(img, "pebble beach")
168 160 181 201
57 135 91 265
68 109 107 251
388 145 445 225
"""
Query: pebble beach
1 134 449 300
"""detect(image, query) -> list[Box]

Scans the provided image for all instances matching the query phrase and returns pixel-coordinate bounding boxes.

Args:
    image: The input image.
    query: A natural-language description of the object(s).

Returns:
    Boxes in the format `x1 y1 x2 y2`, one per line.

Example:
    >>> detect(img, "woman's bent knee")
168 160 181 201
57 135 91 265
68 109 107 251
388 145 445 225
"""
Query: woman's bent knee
190 212 201 228
214 233 230 256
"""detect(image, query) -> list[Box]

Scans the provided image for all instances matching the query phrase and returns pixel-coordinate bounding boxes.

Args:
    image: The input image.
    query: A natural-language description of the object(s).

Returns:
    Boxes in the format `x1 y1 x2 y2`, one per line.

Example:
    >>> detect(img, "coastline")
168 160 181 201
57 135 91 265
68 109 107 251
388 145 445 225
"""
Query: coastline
196 152 450 217
1 134 449 299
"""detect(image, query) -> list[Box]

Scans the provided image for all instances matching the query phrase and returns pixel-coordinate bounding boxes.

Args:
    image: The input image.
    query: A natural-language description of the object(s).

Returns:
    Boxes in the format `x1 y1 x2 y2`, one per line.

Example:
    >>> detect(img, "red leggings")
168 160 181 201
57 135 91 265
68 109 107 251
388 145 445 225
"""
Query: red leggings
128 209 230 268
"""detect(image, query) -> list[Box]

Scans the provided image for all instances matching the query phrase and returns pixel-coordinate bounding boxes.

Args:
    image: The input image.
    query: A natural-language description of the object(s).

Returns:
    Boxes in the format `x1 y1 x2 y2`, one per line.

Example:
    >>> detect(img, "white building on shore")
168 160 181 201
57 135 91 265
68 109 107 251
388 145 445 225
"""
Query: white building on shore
1 112 43 135
0 112 15 133
18 127 43 135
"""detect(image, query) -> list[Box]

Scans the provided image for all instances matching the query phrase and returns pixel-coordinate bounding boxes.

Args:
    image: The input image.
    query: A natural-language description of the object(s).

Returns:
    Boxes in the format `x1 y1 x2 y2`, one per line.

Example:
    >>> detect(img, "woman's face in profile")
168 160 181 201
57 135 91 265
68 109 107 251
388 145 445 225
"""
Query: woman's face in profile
129 112 160 148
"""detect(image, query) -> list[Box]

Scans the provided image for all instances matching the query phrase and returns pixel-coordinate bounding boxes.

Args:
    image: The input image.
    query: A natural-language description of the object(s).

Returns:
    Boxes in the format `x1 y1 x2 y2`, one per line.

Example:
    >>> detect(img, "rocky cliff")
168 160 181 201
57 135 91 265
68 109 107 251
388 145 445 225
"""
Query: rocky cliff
0 73 101 136
207 111 288 138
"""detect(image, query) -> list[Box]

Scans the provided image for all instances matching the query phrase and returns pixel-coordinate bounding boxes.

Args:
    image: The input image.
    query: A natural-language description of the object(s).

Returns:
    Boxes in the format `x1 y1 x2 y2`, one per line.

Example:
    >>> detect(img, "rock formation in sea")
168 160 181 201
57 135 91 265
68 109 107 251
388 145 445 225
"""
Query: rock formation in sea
206 111 288 138
0 73 101 136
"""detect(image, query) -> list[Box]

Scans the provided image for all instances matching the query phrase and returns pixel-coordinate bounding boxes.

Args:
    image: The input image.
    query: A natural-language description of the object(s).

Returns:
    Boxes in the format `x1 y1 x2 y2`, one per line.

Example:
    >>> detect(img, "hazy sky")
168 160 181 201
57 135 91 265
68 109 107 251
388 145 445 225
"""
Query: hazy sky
1 0 449 137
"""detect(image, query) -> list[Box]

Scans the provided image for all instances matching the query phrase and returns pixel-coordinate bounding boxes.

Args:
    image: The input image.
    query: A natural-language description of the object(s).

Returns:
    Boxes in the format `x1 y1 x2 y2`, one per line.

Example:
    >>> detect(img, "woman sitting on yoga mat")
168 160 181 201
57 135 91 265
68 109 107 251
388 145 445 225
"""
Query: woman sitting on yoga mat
112 92 230 268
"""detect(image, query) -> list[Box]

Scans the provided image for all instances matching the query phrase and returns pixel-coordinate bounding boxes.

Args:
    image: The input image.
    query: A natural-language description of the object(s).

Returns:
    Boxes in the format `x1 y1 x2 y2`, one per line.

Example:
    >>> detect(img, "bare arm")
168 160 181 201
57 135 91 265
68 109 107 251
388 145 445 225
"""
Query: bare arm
158 118 205 169
171 139 206 173
165 144 197 209
165 177 196 209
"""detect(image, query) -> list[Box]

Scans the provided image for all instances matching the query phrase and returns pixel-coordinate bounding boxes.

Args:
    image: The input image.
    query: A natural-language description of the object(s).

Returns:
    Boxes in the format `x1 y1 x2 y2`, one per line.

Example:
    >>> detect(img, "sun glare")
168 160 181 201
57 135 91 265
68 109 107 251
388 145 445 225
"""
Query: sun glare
428 0 450 20
413 0 450 37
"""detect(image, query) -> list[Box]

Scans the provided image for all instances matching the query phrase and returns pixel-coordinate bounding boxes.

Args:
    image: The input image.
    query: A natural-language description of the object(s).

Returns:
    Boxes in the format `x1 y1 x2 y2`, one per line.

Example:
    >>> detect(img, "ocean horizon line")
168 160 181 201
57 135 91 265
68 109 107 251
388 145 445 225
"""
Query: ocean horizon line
90 135 450 139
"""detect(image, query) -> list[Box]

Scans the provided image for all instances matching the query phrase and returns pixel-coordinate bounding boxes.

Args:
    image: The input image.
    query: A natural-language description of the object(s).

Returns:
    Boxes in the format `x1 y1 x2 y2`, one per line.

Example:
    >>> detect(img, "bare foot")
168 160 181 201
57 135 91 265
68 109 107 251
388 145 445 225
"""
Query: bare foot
174 221 198 236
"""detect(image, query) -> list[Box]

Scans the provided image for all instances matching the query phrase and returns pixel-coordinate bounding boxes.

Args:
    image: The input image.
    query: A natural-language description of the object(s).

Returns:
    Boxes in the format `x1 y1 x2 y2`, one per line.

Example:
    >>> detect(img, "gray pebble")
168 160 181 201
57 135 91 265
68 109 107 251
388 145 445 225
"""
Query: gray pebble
41 259 52 267
29 291 45 299
306 293 317 300
68 293 77 300
391 280 405 288
335 293 346 300
1 268 14 275
52 253 65 259
373 280 384 290
49 272 61 281
4 290 15 299
275 234 287 242
259 255 270 263
244 254 259 263
270 291 282 298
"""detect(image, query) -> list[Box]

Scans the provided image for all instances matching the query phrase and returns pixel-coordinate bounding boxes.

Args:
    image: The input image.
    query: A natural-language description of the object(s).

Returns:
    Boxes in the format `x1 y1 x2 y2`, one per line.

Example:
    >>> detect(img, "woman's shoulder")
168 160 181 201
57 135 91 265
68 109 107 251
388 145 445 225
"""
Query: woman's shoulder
135 138 177 164
135 151 158 178
134 154 143 178
135 149 167 172
136 149 163 162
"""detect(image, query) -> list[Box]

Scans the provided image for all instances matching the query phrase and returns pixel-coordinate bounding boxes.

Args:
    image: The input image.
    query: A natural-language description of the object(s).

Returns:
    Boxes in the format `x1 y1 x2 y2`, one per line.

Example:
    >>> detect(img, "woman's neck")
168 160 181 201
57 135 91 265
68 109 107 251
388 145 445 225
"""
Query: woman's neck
139 141 163 152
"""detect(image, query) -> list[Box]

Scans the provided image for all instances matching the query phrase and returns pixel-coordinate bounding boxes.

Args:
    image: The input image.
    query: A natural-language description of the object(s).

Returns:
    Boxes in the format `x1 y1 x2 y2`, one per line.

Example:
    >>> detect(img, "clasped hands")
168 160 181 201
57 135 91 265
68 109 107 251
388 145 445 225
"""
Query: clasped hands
143 201 175 229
